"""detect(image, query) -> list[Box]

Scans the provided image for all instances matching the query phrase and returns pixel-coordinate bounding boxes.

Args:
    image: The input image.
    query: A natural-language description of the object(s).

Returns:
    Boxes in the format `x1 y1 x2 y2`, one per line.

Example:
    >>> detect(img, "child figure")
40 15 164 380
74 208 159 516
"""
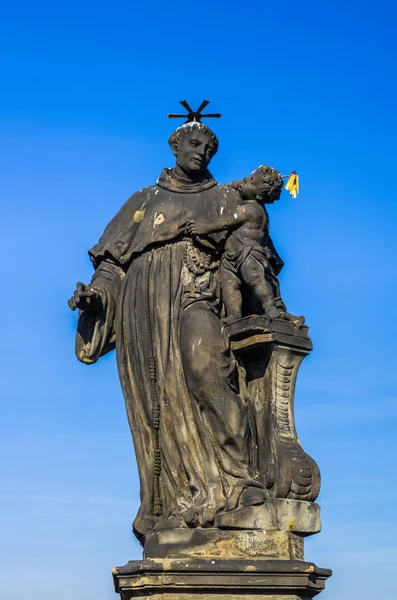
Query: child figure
186 166 297 325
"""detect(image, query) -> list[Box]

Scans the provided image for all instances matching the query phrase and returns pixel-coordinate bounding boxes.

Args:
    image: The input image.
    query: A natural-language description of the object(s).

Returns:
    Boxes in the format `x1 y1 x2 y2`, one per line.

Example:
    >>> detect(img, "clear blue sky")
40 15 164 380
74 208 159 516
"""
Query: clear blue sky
1 1 396 598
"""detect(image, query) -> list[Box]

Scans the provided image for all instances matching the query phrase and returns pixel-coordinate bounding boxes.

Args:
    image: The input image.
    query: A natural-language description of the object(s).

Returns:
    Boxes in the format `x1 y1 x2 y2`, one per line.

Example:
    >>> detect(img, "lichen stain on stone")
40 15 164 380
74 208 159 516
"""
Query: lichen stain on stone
133 209 146 223
154 213 165 226
304 565 315 573
243 565 257 572
288 518 297 530
213 539 246 558
184 538 246 559
160 559 174 570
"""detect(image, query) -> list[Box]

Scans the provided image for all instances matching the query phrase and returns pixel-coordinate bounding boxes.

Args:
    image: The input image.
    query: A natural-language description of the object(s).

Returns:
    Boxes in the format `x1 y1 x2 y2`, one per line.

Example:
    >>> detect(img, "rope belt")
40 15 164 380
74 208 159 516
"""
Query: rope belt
145 250 162 516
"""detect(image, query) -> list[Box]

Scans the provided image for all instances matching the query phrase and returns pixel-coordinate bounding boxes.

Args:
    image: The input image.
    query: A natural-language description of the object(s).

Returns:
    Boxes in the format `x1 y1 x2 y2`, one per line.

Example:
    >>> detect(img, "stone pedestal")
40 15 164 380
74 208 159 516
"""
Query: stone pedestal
145 529 305 561
113 558 331 600
113 318 331 599
113 500 331 599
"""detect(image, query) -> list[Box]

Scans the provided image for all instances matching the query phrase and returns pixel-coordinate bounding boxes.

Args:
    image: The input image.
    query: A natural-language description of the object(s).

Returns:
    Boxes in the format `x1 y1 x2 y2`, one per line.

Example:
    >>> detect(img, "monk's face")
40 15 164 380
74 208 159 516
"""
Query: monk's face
176 131 215 175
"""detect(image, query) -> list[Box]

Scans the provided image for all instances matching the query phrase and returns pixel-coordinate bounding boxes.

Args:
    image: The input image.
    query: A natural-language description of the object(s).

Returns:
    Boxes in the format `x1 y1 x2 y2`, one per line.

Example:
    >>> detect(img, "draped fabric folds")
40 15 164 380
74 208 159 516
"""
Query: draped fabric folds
75 172 262 541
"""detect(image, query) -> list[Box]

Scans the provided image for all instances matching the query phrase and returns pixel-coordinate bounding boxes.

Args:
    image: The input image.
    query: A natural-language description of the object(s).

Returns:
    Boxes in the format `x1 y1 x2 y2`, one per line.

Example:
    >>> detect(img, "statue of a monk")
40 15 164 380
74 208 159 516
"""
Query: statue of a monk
69 121 266 543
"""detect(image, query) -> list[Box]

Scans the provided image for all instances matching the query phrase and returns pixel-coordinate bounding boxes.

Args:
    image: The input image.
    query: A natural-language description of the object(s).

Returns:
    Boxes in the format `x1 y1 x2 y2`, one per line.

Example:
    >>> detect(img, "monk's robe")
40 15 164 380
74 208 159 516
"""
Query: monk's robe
75 169 260 541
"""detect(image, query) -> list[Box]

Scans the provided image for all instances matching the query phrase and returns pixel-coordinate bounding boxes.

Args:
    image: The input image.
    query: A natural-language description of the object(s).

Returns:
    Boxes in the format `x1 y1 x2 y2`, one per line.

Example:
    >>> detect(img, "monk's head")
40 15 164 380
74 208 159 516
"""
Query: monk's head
168 122 218 177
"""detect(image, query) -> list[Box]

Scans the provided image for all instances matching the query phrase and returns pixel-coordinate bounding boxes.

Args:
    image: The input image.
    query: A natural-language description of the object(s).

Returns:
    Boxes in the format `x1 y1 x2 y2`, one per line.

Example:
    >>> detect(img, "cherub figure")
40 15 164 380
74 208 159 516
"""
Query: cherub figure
186 166 300 325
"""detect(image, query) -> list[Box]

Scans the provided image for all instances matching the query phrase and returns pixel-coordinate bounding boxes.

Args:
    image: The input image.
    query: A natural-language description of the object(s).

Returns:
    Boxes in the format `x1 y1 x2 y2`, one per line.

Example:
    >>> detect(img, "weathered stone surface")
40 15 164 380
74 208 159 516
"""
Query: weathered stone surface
225 316 321 504
226 315 313 352
117 596 308 600
69 105 332 599
214 500 320 535
69 118 322 541
145 528 304 560
113 558 331 600
116 596 307 600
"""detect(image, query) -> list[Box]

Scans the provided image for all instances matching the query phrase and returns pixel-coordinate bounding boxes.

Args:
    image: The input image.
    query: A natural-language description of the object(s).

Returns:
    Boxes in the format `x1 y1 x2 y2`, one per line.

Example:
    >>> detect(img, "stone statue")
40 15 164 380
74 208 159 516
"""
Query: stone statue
69 101 331 600
187 166 302 325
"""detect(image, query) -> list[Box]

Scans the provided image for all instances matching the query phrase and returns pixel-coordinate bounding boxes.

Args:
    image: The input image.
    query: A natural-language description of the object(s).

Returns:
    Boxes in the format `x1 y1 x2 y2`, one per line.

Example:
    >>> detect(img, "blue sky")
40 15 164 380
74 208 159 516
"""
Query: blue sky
1 1 396 598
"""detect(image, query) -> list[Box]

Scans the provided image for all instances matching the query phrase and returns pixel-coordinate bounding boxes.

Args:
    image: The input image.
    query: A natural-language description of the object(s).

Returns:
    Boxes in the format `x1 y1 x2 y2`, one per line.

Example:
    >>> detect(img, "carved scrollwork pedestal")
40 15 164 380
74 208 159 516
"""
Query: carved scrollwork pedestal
226 315 321 502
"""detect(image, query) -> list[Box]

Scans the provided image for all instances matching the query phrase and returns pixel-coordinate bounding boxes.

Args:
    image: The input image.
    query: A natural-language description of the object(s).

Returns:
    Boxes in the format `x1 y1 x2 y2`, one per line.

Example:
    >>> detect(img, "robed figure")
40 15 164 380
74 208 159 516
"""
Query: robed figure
69 122 271 542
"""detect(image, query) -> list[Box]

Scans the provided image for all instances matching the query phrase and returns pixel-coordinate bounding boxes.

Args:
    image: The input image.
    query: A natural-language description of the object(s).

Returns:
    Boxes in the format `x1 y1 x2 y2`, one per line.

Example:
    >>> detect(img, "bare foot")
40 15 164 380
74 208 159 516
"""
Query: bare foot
221 314 241 325
268 307 305 327
265 305 282 319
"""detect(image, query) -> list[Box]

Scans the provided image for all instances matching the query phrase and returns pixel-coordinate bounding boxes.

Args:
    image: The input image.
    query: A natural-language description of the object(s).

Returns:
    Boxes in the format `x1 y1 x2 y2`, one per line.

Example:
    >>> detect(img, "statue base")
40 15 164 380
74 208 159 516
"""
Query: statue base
143 501 321 562
113 501 331 599
112 558 331 600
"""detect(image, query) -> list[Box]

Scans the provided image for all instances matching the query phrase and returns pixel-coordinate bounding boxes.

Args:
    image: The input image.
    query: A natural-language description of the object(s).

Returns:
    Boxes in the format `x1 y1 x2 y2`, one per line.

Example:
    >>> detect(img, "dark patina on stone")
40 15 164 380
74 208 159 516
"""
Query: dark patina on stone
69 102 331 599
224 316 320 503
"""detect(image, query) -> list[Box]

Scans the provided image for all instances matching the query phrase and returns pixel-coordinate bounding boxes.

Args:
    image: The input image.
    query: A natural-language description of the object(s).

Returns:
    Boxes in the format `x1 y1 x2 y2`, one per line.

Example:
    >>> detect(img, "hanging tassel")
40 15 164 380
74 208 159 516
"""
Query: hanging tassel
285 171 299 198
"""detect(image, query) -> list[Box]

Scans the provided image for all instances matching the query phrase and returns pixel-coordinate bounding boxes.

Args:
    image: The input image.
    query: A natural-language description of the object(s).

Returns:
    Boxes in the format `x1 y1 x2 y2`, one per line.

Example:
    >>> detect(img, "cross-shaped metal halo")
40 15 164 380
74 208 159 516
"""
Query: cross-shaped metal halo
168 100 221 123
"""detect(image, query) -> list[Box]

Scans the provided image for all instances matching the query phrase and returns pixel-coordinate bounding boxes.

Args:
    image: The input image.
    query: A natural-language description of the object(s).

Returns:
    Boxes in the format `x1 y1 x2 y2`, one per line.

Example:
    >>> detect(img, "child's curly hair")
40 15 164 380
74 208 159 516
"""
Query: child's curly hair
229 165 284 203
251 166 284 202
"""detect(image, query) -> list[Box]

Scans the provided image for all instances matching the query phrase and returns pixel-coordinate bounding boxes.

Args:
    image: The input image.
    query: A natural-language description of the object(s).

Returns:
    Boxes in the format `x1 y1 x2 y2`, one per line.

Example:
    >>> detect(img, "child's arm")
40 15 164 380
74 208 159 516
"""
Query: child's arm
186 206 248 235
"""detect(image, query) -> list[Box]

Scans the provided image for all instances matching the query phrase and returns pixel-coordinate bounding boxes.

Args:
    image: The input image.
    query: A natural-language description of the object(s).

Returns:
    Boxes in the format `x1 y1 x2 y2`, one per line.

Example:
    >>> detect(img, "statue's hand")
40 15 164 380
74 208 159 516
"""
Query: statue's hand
185 220 211 235
68 282 103 312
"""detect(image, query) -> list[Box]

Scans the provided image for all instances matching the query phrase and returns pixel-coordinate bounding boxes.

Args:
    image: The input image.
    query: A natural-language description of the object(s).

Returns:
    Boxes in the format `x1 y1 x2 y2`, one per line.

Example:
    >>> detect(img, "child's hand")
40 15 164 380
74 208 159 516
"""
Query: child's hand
185 220 211 235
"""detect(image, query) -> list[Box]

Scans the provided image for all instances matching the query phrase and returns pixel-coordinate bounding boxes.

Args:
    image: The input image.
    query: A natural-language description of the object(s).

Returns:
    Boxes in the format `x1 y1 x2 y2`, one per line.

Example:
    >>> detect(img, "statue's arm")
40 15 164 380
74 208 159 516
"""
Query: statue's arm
185 205 248 236
185 215 244 235
70 258 125 364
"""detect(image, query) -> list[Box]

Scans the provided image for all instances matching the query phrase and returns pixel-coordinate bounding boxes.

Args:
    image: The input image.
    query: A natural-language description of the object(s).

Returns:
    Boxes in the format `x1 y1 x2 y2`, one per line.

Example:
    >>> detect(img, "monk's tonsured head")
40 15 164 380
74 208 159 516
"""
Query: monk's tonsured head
168 122 219 175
